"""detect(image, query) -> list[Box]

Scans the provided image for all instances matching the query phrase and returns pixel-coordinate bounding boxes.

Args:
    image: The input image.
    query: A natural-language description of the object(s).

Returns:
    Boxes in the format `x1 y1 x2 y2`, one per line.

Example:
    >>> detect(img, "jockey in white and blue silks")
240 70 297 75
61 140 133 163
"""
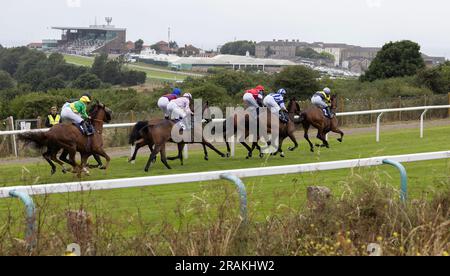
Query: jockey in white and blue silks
264 89 287 114
263 89 289 123
311 87 333 118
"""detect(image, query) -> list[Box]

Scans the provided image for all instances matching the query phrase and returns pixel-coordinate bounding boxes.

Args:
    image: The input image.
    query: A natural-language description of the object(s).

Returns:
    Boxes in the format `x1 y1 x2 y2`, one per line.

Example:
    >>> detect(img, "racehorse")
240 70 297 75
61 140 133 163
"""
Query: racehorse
18 102 112 175
299 94 344 152
223 99 301 158
128 101 227 172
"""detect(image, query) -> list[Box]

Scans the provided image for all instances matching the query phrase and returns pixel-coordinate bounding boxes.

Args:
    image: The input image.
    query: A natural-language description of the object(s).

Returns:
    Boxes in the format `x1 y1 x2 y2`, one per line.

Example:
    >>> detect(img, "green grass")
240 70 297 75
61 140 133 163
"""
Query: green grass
63 54 189 81
0 124 449 235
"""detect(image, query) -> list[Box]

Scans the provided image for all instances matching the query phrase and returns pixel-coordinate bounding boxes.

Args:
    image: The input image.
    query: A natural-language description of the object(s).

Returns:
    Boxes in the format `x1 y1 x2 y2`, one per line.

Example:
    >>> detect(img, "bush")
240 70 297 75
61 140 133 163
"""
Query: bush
0 70 15 90
39 76 66 91
10 92 68 118
187 83 233 109
73 73 102 89
273 66 320 99
416 62 450 94
121 70 147 86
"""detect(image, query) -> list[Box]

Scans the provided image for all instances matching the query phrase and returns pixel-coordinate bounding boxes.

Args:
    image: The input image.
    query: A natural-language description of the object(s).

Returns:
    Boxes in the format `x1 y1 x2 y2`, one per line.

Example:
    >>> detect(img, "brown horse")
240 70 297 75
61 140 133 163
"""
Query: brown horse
137 117 226 172
222 99 300 158
300 94 344 152
19 102 112 175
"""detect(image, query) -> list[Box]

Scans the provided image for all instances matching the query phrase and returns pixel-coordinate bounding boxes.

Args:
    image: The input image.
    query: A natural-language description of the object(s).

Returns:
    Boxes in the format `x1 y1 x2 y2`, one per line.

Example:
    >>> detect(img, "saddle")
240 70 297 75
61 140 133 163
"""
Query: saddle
73 122 94 136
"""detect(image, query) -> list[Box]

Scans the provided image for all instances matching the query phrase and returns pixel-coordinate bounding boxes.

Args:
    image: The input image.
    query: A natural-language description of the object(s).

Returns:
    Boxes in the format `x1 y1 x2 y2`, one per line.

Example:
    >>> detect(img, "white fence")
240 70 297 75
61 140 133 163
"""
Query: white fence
2 148 449 246
2 150 449 199
1 105 450 157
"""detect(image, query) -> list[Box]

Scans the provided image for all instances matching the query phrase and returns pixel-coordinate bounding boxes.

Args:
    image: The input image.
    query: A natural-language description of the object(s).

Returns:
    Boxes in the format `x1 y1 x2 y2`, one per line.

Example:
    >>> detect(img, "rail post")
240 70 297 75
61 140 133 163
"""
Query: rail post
420 109 428 138
376 113 384 142
9 190 36 248
9 116 18 157
220 173 248 223
382 159 407 203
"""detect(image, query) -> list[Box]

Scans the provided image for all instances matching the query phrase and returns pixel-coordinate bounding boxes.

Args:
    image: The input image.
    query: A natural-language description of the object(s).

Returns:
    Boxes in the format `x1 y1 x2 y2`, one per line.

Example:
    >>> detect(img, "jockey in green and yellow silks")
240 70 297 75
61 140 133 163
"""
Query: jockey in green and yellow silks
61 95 94 135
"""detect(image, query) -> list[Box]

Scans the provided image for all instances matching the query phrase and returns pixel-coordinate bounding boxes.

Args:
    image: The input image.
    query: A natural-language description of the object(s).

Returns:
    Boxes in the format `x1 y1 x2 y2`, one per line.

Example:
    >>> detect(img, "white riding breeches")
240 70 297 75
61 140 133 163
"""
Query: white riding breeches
157 97 170 117
243 93 260 109
263 95 281 114
311 95 328 109
61 103 83 124
167 102 187 120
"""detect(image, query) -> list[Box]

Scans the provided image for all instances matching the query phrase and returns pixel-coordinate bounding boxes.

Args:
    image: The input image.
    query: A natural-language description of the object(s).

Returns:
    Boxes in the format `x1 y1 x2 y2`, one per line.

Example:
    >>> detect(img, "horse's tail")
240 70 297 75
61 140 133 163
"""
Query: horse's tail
129 121 149 145
18 131 49 150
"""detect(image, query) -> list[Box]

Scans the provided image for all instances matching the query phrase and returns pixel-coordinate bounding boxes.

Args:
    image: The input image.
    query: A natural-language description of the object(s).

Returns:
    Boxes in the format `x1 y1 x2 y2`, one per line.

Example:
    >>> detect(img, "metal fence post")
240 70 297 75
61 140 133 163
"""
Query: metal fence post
376 113 384 142
9 190 36 248
420 109 428 138
9 116 18 157
220 173 248 223
382 159 407 203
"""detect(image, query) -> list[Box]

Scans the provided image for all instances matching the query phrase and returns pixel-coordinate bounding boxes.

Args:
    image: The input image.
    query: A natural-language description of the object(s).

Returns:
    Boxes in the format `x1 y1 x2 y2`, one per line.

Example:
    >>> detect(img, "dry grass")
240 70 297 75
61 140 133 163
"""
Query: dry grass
0 172 448 256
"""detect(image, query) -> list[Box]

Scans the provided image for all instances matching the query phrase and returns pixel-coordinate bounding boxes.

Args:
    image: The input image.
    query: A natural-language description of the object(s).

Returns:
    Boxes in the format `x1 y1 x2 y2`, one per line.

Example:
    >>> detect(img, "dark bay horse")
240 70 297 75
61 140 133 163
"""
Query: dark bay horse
136 117 226 172
222 99 300 158
19 102 112 175
300 94 344 152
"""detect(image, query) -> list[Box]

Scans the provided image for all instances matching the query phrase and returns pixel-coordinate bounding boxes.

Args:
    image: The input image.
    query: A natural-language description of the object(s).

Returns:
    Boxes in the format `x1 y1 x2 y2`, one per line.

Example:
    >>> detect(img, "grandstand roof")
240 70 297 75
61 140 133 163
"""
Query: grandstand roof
52 25 126 32
173 54 297 66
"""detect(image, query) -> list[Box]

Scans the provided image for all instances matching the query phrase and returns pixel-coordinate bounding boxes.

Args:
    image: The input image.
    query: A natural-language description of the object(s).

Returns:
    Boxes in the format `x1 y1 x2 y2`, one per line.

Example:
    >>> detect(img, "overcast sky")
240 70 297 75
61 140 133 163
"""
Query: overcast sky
1 0 449 58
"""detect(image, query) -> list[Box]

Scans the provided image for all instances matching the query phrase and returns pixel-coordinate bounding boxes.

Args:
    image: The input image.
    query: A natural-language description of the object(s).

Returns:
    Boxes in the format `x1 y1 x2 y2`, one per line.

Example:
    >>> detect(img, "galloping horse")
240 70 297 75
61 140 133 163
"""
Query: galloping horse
300 94 344 152
19 102 112 175
222 99 301 158
128 101 226 172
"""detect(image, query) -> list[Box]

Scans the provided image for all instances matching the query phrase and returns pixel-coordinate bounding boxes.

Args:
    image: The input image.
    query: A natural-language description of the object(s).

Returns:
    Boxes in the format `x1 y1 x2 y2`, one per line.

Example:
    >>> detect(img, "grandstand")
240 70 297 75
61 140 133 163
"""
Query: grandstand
51 17 126 56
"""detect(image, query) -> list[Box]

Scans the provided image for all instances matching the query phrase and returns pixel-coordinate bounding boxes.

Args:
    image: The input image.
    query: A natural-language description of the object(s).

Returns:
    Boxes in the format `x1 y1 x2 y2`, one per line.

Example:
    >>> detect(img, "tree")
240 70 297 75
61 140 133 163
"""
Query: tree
273 66 320 99
20 69 46 91
0 70 15 90
187 83 232 109
134 39 144 53
361 40 425 82
91 53 108 81
220 41 256 56
169 41 179 49
121 70 146 86
39 76 66 91
103 60 122 85
73 73 102 89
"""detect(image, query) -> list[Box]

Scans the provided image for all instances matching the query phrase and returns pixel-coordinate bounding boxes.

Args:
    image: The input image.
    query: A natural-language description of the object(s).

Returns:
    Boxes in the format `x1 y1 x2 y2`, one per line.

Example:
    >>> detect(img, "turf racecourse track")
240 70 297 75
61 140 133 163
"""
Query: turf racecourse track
0 123 449 227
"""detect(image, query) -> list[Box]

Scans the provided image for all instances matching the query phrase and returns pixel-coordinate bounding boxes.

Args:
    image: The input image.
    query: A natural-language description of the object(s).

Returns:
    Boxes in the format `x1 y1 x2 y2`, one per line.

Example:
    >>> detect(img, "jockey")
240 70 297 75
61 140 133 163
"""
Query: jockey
311 87 333 118
263 88 289 123
167 93 193 130
61 95 94 136
158 88 182 119
243 85 264 109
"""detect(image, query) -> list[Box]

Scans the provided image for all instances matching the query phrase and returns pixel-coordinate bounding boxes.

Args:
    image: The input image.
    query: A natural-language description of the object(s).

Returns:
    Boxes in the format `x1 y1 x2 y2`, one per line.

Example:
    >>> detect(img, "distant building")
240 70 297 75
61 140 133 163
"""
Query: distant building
27 42 42 50
422 54 446 67
178 44 200 57
126 41 135 51
255 39 307 59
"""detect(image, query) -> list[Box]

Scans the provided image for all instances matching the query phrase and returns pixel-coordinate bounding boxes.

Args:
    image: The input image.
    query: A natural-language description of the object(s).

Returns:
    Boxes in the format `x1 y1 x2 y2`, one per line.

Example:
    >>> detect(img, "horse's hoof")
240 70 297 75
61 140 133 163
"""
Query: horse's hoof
288 147 295 151
99 166 107 170
62 169 67 174
337 138 343 143
129 160 136 165
204 156 209 161
221 154 226 158
280 152 285 158
144 168 149 172
310 148 314 153
51 169 56 175
226 153 230 158
246 156 251 159
259 153 264 158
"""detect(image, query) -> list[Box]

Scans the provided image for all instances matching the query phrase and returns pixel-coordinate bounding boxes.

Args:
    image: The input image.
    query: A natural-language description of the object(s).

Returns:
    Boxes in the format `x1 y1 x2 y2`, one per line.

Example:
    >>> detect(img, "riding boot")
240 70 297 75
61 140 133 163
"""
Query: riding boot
81 121 93 136
326 107 333 119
